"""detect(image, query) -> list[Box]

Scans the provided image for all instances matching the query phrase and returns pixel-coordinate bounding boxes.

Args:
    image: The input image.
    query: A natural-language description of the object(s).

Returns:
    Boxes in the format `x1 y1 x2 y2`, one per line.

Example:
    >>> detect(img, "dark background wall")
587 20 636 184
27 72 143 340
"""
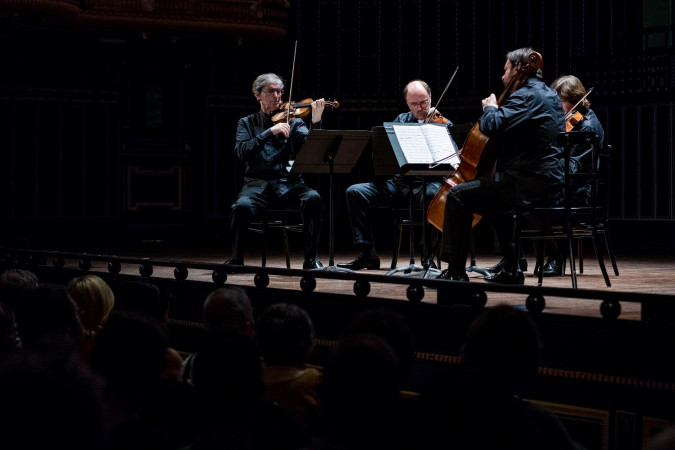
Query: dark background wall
0 0 673 253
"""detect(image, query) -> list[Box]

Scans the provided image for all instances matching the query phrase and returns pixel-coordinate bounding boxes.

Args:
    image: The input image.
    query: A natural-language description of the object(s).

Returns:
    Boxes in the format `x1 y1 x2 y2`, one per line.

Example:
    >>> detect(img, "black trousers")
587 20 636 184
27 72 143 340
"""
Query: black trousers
230 180 323 262
439 172 525 274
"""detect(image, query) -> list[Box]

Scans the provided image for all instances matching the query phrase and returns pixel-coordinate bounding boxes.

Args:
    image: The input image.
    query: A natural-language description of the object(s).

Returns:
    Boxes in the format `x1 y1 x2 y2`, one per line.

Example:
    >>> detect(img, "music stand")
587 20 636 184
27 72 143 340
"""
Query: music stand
371 124 458 278
291 129 371 271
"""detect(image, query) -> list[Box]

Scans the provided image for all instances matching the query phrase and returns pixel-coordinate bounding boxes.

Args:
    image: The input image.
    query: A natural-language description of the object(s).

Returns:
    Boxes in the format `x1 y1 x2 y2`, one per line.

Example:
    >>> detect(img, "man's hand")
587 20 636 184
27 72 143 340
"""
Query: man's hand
482 94 498 110
271 122 290 138
311 98 326 124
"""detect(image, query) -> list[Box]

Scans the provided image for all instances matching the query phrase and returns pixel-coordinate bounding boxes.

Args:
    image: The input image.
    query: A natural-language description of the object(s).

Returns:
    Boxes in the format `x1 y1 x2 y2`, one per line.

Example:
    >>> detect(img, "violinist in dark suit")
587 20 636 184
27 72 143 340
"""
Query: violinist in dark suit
437 47 565 284
338 80 454 271
226 73 326 270
532 75 606 277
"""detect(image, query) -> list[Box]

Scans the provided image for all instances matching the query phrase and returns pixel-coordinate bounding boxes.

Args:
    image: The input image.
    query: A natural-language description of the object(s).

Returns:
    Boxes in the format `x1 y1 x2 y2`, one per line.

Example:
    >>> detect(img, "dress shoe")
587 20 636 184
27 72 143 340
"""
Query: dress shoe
337 255 380 271
487 256 528 273
224 257 243 266
541 258 563 277
303 258 324 270
484 268 524 285
436 270 469 282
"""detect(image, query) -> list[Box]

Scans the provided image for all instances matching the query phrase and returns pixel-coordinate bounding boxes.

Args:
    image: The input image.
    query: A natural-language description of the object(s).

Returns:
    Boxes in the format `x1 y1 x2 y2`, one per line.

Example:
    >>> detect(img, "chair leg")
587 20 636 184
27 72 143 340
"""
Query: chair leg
592 226 611 287
577 237 584 274
283 228 291 269
535 240 545 287
602 221 620 276
261 219 268 268
391 222 403 270
566 220 578 289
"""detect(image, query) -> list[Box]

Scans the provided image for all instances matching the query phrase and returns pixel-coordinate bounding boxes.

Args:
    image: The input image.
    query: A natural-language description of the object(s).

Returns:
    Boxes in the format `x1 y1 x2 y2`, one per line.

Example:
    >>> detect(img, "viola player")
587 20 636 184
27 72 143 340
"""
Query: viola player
437 47 565 284
531 75 607 277
338 79 455 271
225 73 326 270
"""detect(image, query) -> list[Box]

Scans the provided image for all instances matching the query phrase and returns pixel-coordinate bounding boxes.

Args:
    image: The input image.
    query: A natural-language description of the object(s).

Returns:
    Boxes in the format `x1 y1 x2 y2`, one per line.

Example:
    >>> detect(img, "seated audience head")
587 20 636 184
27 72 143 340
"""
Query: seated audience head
0 301 20 358
66 274 115 336
340 307 415 382
203 286 255 340
117 280 174 326
256 302 314 367
14 283 84 351
318 333 401 444
460 303 542 394
0 268 38 310
90 311 169 402
0 339 106 449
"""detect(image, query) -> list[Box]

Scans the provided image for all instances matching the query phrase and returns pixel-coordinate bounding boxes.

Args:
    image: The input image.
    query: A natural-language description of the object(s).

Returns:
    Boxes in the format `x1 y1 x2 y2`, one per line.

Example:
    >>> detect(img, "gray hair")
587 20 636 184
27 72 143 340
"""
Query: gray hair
252 73 284 98
506 47 543 79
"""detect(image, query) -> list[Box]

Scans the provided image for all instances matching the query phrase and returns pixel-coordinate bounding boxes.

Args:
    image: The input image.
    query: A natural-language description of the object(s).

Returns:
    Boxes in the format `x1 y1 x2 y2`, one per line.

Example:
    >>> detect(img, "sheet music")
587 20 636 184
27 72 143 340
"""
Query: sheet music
391 125 432 163
392 123 459 165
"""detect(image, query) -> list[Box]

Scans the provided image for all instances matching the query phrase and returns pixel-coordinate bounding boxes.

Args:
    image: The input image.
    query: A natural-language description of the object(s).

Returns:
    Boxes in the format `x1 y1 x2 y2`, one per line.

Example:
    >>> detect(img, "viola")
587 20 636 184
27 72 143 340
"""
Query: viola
427 51 543 231
425 108 449 124
565 111 585 132
271 98 340 124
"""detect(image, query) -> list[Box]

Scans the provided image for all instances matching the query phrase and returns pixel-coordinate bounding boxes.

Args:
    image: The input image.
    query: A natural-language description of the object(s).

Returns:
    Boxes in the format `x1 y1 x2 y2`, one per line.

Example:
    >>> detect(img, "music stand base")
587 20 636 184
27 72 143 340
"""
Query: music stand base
315 265 354 273
466 265 491 277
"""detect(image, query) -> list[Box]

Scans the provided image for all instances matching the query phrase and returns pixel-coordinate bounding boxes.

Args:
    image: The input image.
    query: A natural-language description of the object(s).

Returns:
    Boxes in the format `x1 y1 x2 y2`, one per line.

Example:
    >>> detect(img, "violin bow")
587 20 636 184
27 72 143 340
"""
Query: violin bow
286 40 298 124
564 86 594 121
425 66 459 123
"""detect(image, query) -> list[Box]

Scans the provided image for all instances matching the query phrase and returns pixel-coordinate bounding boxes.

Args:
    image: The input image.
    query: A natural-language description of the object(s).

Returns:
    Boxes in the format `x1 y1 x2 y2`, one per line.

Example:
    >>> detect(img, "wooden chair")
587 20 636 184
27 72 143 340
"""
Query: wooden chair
515 131 617 288
248 210 303 269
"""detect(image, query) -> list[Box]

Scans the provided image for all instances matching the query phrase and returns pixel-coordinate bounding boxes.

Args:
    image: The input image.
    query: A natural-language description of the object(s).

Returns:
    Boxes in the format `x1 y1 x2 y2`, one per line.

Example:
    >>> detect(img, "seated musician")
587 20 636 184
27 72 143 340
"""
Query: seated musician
338 80 454 271
437 47 565 284
533 75 606 277
225 73 326 270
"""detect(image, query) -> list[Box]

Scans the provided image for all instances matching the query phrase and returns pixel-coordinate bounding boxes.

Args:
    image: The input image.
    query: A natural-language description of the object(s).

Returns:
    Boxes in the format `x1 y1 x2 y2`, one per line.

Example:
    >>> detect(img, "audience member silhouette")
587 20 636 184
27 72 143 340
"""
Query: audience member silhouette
415 303 584 449
0 300 21 359
180 286 256 385
190 335 305 450
13 283 85 353
0 268 38 311
339 307 416 386
90 310 175 450
67 274 115 337
115 279 183 380
67 274 115 363
257 302 322 428
311 333 404 450
0 337 107 450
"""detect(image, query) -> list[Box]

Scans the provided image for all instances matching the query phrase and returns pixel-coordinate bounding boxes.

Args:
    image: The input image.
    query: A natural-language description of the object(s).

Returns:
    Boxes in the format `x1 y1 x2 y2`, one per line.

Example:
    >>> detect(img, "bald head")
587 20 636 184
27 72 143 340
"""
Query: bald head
403 80 432 121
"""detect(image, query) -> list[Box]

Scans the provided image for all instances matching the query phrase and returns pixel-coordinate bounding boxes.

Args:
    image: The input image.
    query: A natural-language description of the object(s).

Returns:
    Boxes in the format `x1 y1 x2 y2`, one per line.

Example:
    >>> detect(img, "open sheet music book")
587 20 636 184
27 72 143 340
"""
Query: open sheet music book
381 122 460 175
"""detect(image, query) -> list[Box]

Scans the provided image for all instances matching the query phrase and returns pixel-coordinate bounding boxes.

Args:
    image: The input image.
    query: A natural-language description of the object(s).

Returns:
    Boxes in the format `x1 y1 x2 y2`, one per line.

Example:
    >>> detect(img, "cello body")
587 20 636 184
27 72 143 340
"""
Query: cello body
426 123 497 231
426 51 543 231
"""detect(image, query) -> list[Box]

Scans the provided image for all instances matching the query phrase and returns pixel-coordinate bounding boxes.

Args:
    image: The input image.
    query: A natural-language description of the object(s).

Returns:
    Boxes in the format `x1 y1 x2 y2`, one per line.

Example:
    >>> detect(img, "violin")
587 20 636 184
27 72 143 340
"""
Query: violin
271 98 340 124
565 110 586 132
425 108 449 124
563 86 593 132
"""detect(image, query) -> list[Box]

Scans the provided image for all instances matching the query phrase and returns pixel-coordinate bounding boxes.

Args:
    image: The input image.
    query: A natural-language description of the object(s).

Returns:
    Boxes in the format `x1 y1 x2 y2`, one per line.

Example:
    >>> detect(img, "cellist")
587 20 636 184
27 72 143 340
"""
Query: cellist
437 47 565 284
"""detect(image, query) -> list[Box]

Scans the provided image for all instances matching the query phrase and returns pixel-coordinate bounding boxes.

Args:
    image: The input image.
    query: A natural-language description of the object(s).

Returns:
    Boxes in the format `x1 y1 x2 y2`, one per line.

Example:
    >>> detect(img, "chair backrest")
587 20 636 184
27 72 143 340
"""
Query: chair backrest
556 131 601 211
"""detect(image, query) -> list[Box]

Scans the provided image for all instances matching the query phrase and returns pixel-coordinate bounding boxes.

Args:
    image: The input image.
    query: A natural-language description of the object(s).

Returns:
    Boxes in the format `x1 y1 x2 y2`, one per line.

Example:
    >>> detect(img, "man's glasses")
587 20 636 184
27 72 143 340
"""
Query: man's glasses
263 88 284 95
408 98 431 108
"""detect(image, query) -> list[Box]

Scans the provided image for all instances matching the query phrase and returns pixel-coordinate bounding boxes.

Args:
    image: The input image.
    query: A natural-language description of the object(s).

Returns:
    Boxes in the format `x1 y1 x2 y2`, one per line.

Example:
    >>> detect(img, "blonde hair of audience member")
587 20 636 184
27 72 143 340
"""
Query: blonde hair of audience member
67 275 115 337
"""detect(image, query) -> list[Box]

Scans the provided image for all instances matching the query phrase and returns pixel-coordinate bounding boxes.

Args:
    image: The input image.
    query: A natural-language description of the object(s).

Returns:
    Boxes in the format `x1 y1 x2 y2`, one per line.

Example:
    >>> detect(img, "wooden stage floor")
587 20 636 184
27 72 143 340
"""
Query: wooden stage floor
61 242 675 322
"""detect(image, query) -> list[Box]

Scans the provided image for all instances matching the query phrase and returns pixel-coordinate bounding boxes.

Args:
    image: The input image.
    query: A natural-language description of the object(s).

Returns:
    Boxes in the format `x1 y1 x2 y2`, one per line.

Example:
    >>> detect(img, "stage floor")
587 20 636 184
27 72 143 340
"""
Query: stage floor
48 241 675 322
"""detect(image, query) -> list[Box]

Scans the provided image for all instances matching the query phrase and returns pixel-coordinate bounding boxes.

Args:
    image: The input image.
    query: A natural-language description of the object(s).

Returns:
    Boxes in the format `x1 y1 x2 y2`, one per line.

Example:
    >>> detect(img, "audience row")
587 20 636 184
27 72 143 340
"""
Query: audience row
0 267 613 449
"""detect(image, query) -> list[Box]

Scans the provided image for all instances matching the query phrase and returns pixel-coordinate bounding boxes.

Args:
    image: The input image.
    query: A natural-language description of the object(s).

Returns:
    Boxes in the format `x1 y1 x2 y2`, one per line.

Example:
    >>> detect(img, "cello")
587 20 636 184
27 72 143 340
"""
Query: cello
426 51 544 231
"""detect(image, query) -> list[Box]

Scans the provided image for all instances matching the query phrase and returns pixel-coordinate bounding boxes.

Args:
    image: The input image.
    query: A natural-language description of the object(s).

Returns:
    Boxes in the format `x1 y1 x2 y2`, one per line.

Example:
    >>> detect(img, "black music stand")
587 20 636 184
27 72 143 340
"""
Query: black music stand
371 123 459 278
291 129 371 271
